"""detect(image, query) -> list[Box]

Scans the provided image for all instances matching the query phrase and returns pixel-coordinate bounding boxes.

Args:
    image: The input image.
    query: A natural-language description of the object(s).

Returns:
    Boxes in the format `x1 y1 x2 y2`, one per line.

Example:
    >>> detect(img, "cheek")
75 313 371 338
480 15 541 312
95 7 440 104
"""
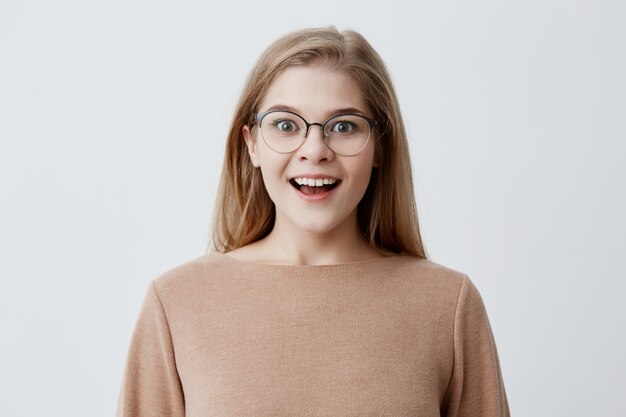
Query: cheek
354 166 374 195
257 153 289 196
354 148 377 189
346 161 375 201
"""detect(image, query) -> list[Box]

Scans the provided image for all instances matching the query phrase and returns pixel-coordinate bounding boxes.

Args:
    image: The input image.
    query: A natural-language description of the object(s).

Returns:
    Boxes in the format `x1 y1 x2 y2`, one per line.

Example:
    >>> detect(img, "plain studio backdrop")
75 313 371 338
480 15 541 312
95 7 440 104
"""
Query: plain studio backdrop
1 0 624 416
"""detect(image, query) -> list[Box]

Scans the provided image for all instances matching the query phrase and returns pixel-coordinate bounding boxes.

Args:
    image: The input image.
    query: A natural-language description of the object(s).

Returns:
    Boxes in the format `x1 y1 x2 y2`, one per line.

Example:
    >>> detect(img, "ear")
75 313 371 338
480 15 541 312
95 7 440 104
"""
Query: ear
242 124 260 168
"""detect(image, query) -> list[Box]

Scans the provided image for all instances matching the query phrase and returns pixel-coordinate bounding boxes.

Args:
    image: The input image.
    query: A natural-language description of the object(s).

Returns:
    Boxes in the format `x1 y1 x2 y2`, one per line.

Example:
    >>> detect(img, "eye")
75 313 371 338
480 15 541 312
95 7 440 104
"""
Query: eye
271 119 298 133
330 120 356 134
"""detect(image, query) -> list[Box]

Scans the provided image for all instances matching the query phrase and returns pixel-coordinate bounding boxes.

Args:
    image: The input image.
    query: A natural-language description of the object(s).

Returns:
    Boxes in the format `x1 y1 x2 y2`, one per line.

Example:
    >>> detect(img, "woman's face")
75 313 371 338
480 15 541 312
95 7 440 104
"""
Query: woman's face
242 64 378 237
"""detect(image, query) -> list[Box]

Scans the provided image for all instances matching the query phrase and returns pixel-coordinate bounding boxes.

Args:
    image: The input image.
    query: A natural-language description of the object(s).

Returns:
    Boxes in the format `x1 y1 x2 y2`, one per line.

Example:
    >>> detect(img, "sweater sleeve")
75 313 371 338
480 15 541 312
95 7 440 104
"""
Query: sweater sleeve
116 281 186 417
441 274 510 417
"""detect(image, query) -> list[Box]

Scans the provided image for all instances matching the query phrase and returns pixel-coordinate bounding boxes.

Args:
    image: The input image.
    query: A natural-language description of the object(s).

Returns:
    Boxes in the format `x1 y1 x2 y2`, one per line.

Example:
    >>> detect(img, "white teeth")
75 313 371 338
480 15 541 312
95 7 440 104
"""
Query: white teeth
293 177 337 187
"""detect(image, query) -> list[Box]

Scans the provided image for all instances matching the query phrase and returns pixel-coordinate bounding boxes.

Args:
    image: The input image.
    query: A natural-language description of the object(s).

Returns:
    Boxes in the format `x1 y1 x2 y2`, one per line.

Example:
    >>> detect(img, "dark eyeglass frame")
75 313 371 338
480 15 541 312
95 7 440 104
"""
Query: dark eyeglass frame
249 109 385 156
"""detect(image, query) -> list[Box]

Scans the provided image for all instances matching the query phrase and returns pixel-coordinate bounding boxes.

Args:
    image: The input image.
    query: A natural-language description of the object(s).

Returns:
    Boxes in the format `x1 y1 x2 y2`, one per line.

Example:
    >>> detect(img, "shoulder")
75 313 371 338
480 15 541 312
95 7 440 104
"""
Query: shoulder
148 252 233 305
391 254 469 292
399 258 490 320
352 254 473 312
150 252 470 287
145 252 475 313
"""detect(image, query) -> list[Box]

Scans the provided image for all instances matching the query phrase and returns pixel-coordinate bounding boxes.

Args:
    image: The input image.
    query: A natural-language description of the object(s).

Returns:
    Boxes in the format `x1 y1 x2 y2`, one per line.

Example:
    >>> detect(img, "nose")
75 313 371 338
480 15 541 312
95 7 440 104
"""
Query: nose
296 123 335 162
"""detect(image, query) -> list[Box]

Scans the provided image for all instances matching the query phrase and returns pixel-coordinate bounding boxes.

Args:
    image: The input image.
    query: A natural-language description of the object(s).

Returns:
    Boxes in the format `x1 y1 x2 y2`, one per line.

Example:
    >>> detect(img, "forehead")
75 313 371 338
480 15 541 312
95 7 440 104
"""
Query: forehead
258 65 370 118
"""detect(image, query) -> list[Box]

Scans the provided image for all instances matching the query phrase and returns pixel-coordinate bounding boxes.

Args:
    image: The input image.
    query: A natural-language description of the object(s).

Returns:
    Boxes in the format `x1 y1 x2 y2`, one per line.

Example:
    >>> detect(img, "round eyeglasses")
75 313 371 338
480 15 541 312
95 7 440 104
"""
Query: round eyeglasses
250 110 384 156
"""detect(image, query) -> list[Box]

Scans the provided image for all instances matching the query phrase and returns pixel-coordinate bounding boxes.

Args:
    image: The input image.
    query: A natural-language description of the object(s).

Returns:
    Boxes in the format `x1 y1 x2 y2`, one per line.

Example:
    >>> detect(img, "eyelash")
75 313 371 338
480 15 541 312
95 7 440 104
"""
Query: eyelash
271 120 297 130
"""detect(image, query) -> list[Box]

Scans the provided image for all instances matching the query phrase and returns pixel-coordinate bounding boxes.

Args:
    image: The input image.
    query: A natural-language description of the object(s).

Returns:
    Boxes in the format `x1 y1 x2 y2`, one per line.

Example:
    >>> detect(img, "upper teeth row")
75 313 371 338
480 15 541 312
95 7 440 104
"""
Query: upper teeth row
293 178 337 186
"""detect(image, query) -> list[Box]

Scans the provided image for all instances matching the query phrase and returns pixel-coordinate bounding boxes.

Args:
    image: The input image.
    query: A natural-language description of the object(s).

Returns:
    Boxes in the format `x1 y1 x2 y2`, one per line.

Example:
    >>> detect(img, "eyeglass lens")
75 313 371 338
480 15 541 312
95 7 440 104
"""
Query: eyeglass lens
259 111 372 156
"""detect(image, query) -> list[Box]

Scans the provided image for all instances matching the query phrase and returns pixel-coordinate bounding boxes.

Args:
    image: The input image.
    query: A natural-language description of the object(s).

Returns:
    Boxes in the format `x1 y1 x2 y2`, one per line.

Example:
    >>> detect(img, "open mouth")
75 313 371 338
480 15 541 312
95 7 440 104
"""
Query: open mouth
289 178 342 196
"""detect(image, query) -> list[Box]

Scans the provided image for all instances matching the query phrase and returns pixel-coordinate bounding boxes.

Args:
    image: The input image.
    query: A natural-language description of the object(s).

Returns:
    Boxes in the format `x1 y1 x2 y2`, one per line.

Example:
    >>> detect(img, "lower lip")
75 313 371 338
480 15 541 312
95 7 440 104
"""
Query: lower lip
291 181 340 203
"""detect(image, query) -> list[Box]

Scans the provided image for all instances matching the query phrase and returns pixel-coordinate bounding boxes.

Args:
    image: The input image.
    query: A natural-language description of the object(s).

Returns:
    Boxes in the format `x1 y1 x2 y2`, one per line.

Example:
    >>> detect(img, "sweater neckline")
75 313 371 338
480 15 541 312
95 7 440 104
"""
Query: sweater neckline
209 250 410 270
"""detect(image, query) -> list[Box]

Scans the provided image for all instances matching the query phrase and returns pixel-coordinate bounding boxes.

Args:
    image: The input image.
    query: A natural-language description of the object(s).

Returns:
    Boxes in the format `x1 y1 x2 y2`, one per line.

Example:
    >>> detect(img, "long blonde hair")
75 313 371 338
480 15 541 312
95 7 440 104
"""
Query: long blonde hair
208 26 428 259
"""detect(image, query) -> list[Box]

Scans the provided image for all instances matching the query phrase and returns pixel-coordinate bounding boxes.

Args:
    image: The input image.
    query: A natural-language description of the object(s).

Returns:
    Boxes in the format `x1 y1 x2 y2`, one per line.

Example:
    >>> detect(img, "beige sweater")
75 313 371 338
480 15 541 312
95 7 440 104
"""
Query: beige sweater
116 251 510 416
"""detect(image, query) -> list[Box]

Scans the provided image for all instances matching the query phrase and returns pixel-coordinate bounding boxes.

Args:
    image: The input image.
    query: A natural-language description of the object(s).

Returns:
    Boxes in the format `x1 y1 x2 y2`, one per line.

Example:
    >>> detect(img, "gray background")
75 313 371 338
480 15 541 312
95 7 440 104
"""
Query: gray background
1 0 624 416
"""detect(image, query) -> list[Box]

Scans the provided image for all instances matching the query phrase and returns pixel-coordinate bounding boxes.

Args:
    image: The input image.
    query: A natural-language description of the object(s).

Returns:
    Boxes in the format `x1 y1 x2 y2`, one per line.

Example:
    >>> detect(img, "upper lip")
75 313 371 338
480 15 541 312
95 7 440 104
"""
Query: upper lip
289 173 341 180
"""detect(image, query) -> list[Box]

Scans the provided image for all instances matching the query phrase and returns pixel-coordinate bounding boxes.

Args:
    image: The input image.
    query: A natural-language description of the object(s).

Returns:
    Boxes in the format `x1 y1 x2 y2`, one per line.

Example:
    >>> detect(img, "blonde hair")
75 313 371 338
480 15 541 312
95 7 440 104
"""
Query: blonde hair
208 26 428 259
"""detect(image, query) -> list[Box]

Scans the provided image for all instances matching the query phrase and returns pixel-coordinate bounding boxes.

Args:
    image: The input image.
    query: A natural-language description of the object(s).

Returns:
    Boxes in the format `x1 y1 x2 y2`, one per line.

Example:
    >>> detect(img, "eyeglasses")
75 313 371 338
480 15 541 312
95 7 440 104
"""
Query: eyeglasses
250 110 384 156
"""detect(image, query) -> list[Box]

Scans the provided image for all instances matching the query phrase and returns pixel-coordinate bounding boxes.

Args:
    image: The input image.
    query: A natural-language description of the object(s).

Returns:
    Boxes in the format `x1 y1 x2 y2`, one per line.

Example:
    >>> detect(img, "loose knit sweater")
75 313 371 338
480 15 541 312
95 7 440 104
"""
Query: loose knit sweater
116 251 510 417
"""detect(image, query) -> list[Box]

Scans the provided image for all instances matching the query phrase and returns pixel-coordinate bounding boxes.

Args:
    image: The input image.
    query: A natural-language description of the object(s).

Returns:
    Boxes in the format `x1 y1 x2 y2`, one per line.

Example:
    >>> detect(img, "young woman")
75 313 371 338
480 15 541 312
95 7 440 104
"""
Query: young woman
116 26 511 416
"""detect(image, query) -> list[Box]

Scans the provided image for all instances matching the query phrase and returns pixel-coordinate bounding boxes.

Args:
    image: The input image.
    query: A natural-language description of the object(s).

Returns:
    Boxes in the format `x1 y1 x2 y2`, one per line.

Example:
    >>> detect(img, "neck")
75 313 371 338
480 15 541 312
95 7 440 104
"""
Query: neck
258 210 380 265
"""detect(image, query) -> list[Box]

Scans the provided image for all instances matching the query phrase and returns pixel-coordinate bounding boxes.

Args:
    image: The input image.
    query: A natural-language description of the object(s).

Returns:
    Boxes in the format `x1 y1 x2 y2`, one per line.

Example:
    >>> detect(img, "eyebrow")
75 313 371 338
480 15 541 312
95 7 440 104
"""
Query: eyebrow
264 104 367 119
